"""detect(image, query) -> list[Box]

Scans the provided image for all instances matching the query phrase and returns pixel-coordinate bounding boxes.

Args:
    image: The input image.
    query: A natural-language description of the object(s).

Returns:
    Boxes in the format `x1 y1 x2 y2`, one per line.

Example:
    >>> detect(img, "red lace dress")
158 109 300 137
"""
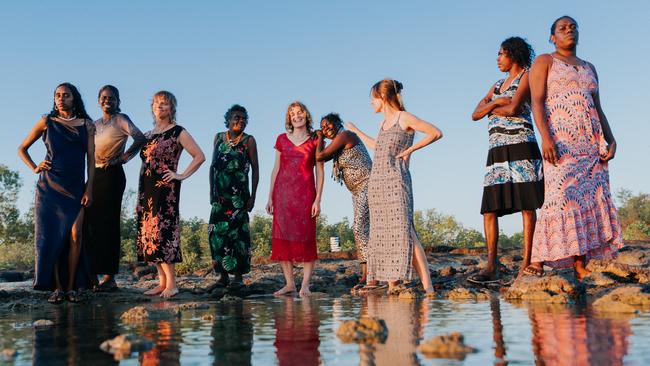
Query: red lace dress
271 133 318 262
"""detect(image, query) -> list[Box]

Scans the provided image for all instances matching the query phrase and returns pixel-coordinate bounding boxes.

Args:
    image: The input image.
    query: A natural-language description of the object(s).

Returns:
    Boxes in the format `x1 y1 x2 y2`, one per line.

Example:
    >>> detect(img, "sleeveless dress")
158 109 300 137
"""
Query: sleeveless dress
208 132 253 274
136 125 185 263
271 134 318 262
481 71 544 216
332 140 372 263
367 114 416 282
33 118 93 291
531 58 623 268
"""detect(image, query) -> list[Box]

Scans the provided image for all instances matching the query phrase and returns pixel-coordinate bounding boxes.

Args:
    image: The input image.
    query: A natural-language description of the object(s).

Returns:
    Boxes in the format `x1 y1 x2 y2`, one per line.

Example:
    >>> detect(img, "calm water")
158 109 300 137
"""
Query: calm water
1 295 649 365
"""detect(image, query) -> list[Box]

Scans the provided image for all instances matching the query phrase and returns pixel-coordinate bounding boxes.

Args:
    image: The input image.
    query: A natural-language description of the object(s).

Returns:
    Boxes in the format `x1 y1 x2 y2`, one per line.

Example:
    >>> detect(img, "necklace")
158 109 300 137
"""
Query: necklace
226 131 244 147
58 115 77 122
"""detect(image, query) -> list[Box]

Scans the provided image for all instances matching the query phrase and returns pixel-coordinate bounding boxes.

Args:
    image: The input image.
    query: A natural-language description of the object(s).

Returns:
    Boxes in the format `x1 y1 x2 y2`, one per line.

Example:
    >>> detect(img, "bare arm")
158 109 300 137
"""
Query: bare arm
163 129 205 183
117 113 147 163
265 151 281 215
82 121 96 207
247 136 260 211
312 153 325 218
492 72 531 117
17 117 48 173
471 83 510 121
315 131 351 162
529 54 558 165
345 122 376 150
587 62 617 161
395 112 443 161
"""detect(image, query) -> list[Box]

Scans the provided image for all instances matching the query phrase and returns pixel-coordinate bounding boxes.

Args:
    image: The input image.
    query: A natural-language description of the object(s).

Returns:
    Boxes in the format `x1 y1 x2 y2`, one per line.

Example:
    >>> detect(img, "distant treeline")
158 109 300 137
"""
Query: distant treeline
2 164 649 272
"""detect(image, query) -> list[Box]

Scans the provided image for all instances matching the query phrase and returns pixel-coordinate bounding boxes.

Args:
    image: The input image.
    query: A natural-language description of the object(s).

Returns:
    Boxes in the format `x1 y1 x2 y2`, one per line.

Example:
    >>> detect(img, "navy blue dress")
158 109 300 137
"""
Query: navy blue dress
33 117 92 291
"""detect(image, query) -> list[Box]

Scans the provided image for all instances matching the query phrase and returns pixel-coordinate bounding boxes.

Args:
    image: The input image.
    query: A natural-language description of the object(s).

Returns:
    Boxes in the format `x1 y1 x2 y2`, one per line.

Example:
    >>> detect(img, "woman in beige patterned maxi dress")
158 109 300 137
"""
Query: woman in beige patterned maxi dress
347 79 443 294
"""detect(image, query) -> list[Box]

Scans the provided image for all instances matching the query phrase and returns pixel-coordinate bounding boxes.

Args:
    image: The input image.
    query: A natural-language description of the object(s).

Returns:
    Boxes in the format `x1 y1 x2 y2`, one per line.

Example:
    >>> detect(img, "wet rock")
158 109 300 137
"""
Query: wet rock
1 348 17 361
461 259 478 266
398 288 421 299
439 266 457 277
418 332 478 360
120 306 150 322
505 273 582 303
615 250 650 266
582 272 617 287
592 285 650 313
173 302 210 312
220 294 243 302
32 319 54 327
100 334 154 361
586 260 636 279
446 287 491 301
336 317 388 344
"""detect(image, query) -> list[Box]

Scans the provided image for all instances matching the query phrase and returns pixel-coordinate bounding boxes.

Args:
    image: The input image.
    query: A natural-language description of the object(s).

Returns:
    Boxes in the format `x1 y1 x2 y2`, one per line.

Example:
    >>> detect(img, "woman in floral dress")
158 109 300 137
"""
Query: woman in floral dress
528 16 622 278
209 104 259 288
136 91 205 298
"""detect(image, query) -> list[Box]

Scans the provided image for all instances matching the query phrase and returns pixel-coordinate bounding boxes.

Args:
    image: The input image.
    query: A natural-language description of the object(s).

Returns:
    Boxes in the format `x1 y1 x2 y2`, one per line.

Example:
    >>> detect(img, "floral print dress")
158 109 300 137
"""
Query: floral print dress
136 125 184 263
208 132 252 274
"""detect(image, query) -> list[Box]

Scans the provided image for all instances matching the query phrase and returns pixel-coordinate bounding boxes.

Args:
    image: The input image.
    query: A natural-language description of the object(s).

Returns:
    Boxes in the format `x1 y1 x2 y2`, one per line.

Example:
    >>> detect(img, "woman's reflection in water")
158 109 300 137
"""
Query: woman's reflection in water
274 296 322 366
211 299 254 365
528 304 631 366
358 295 429 366
139 319 181 366
491 298 507 365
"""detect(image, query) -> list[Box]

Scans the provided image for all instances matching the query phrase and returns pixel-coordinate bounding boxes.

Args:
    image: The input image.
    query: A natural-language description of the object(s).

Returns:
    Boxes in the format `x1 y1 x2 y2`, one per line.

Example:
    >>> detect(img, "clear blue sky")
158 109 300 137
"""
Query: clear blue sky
1 0 648 234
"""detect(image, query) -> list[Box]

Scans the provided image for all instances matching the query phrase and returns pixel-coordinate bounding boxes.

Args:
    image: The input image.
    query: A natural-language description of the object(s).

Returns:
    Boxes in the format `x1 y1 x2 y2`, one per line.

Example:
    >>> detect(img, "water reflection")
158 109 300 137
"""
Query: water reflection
138 319 181 366
273 296 322 366
211 300 254 365
490 299 507 366
357 295 429 366
527 304 631 366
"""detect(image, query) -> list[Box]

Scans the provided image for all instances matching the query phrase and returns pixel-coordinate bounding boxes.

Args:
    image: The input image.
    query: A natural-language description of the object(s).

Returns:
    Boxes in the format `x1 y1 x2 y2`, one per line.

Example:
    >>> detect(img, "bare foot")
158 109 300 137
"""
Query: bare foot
160 287 179 298
273 285 296 296
299 286 312 297
575 268 591 281
144 286 165 296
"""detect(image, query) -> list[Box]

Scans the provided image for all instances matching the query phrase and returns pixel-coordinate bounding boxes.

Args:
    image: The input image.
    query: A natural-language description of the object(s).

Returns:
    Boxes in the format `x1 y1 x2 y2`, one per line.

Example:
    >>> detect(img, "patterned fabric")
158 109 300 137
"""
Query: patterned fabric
367 114 416 282
271 134 318 262
531 58 623 267
481 71 544 217
332 141 372 262
208 132 252 274
33 118 93 291
136 125 184 263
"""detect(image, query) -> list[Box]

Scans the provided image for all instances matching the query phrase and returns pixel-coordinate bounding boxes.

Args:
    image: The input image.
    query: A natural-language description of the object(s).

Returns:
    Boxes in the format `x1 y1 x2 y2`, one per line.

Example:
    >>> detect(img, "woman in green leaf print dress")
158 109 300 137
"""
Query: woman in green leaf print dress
209 104 259 287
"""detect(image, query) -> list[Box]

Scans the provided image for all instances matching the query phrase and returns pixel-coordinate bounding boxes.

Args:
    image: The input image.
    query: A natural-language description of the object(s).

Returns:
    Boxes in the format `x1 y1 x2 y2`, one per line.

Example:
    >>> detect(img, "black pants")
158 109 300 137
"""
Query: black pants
86 165 126 275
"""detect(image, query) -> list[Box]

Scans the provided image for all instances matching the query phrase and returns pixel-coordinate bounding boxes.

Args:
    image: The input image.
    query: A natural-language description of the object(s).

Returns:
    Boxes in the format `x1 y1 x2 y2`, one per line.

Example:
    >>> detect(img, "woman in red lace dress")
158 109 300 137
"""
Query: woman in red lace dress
266 101 324 297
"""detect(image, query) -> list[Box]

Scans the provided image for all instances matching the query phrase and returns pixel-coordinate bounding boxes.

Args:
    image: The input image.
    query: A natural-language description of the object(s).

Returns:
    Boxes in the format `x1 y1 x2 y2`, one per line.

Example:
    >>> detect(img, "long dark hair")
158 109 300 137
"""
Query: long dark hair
48 82 92 120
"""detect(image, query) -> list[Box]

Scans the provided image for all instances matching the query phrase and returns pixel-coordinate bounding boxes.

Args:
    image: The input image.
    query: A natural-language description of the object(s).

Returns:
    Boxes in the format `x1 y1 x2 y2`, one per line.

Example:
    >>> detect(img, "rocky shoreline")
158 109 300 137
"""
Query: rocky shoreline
1 241 649 313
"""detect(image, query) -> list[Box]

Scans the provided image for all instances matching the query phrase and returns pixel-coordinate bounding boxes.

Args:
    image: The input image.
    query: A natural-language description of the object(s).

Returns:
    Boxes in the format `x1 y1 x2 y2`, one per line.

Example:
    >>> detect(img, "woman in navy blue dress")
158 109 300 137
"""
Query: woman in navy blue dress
18 83 96 303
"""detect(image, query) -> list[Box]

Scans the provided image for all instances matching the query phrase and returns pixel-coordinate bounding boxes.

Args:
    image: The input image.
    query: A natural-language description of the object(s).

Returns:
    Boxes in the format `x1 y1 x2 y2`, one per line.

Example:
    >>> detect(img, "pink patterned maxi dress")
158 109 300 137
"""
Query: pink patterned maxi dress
531 57 623 268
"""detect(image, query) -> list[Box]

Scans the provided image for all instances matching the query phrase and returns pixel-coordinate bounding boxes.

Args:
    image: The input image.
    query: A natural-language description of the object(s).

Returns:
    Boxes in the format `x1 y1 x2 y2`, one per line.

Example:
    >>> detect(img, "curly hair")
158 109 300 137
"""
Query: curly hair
48 82 92 120
371 79 405 111
285 101 313 133
223 104 248 128
321 112 343 129
500 37 535 69
97 85 121 113
151 90 177 124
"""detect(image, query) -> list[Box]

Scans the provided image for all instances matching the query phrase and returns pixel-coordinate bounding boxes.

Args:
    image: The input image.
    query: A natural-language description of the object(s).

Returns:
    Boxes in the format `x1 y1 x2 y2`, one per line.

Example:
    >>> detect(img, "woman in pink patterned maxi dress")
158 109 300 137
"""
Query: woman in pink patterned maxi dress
527 16 622 279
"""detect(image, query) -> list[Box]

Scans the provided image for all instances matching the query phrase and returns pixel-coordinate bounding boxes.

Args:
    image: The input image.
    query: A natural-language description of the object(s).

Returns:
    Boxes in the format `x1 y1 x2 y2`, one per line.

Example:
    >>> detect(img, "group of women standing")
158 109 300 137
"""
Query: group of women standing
18 14 623 303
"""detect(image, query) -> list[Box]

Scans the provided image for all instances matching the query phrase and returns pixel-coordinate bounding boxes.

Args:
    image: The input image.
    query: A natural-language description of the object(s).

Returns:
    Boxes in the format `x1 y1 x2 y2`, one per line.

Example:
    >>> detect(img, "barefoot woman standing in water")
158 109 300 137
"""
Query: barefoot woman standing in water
267 101 324 297
347 79 443 295
528 16 622 278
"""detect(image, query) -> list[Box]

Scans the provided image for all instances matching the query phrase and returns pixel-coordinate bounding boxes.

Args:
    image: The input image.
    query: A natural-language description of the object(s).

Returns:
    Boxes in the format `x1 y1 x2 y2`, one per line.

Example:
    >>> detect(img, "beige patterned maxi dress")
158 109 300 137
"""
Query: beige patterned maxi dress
367 114 416 282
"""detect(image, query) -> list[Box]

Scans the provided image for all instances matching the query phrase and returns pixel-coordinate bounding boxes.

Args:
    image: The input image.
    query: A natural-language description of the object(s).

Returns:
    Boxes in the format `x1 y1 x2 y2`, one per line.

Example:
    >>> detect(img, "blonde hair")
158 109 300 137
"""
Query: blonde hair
371 79 405 111
151 90 177 124
285 101 313 133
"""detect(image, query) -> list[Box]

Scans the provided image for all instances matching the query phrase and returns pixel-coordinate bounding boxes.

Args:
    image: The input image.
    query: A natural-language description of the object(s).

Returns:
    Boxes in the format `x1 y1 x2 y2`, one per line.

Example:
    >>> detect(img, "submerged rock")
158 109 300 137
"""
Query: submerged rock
592 285 650 313
32 319 54 327
100 334 154 361
505 273 582 303
220 294 243 302
120 306 150 322
418 332 478 360
336 317 388 344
